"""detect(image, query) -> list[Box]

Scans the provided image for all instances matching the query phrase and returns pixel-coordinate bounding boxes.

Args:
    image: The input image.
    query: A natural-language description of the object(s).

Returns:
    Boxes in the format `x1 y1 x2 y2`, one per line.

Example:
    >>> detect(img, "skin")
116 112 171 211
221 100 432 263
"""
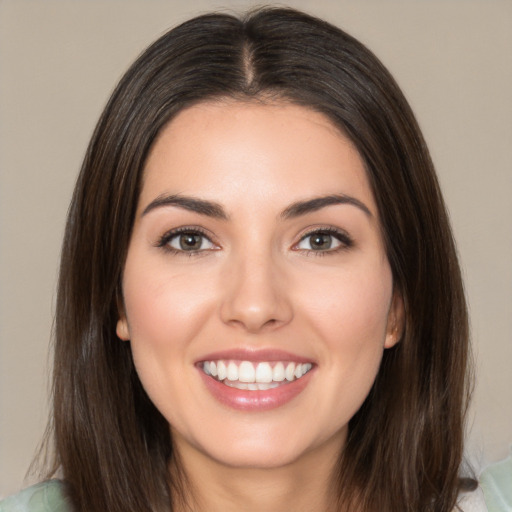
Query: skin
117 100 403 512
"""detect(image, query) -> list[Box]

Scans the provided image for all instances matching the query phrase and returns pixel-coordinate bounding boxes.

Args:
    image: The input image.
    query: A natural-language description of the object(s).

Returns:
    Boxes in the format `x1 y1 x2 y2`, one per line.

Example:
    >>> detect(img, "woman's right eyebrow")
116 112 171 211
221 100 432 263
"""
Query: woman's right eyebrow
141 194 229 220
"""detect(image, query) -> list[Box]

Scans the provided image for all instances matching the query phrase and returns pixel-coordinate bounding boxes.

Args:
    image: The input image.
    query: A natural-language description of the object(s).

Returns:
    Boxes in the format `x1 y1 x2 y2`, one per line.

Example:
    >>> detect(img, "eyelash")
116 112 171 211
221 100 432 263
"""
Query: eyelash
156 226 217 257
294 227 354 256
156 226 354 256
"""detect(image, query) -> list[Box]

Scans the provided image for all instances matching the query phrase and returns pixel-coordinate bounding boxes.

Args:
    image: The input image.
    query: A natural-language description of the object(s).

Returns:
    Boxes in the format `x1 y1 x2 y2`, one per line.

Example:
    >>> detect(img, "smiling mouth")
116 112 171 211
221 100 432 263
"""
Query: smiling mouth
201 360 314 390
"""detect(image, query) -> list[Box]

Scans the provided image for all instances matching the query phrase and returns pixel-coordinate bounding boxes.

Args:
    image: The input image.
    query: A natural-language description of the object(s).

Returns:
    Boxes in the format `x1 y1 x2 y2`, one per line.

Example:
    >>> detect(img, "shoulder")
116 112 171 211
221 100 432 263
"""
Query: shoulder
0 481 72 512
480 452 512 512
456 487 488 512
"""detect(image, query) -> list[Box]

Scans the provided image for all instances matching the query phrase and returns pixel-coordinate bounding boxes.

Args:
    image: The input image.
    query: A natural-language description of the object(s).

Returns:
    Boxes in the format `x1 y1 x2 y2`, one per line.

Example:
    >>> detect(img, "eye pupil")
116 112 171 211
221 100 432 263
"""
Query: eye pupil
310 233 332 250
179 233 202 250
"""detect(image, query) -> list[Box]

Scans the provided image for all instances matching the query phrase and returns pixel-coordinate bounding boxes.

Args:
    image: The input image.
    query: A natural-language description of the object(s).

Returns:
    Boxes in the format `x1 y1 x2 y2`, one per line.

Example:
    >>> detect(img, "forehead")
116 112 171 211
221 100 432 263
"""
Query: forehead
140 100 376 215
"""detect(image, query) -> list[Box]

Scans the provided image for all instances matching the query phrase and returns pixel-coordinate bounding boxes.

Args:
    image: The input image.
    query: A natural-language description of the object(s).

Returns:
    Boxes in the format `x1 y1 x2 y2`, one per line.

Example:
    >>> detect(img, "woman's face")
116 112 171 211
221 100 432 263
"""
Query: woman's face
117 100 402 470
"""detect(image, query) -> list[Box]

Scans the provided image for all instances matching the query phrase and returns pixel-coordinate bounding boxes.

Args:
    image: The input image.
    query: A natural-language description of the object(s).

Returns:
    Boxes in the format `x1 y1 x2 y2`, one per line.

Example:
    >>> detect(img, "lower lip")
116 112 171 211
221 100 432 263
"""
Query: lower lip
198 368 314 411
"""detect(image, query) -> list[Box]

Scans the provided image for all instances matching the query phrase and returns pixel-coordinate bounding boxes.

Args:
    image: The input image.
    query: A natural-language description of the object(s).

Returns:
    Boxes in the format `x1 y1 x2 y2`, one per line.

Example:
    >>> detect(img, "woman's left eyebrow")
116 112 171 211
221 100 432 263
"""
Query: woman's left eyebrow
280 194 373 219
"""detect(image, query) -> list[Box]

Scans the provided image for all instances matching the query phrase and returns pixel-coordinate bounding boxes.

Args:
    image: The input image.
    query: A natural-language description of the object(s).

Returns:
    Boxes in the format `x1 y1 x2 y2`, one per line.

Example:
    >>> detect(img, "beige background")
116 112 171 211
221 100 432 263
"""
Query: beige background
1 0 511 498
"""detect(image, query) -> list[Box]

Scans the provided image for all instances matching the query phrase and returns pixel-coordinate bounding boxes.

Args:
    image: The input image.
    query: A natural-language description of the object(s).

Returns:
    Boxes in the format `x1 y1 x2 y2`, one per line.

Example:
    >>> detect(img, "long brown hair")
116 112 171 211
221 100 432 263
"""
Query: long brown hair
44 7 473 511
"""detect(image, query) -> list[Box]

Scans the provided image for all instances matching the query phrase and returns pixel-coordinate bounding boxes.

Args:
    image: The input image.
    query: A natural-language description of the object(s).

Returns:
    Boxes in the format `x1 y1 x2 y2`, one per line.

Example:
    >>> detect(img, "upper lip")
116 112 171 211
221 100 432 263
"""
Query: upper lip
196 348 315 364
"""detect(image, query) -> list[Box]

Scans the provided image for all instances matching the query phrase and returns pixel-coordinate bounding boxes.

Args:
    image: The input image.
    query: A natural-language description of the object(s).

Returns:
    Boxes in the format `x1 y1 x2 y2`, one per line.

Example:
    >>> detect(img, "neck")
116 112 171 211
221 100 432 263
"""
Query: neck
170 435 343 512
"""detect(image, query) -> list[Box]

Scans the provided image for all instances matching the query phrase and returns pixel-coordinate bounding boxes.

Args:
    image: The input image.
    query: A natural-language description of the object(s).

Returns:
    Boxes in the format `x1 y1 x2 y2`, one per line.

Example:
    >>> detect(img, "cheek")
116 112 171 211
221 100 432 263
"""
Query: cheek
123 260 213 347
120 258 217 404
298 260 393 398
302 259 392 341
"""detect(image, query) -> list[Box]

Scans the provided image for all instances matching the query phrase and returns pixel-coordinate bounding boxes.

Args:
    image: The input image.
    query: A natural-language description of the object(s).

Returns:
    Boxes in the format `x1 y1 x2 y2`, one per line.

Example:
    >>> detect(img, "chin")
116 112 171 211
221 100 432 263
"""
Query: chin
188 421 345 471
208 444 308 470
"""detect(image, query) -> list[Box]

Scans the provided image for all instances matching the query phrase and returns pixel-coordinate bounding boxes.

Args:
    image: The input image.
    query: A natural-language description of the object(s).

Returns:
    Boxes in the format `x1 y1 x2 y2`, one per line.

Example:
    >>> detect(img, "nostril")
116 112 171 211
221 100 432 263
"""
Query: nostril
219 267 294 332
226 317 279 333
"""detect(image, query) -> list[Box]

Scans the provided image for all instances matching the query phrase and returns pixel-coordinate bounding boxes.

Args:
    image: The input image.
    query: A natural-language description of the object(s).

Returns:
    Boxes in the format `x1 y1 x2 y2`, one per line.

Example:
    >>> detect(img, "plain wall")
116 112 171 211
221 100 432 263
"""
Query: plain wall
1 0 511 497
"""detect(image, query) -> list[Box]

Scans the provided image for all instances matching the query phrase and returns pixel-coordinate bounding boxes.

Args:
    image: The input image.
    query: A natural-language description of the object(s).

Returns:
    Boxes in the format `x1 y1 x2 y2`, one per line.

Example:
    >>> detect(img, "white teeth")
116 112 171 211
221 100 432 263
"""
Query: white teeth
238 361 255 382
273 362 285 382
224 380 249 390
227 362 238 381
224 381 281 391
285 362 295 381
255 362 273 383
256 382 279 390
217 361 227 380
202 359 313 388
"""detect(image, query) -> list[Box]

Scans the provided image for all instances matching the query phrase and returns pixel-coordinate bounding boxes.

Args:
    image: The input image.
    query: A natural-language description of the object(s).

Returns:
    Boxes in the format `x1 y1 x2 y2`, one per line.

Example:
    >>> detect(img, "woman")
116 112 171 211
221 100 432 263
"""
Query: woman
0 7 485 512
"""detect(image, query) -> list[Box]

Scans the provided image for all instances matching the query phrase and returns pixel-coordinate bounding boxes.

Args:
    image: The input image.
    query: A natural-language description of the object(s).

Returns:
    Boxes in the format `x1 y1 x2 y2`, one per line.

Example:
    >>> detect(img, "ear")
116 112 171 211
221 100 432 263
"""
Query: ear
116 315 130 341
116 292 130 341
384 289 404 349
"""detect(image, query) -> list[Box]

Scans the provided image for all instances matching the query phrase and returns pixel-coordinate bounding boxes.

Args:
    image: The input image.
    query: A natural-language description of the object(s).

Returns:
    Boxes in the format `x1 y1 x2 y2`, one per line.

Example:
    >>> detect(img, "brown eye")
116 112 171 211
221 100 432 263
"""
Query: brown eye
309 233 333 250
179 233 203 250
167 231 215 252
296 229 352 252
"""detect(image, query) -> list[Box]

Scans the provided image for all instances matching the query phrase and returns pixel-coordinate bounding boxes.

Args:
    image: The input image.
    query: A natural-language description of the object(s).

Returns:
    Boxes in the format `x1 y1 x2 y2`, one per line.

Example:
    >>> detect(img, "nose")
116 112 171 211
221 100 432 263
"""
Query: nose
219 250 293 333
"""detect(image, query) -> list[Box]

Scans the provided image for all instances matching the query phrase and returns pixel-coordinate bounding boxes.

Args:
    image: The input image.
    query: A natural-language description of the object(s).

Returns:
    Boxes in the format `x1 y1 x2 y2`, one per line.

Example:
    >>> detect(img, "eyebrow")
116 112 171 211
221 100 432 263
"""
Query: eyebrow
280 194 372 219
141 192 372 221
141 194 229 220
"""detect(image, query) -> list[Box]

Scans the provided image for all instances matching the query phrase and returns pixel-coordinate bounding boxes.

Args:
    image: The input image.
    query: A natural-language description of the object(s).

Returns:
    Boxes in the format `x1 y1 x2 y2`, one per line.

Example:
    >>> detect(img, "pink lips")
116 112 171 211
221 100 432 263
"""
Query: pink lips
196 349 315 411
198 348 314 364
